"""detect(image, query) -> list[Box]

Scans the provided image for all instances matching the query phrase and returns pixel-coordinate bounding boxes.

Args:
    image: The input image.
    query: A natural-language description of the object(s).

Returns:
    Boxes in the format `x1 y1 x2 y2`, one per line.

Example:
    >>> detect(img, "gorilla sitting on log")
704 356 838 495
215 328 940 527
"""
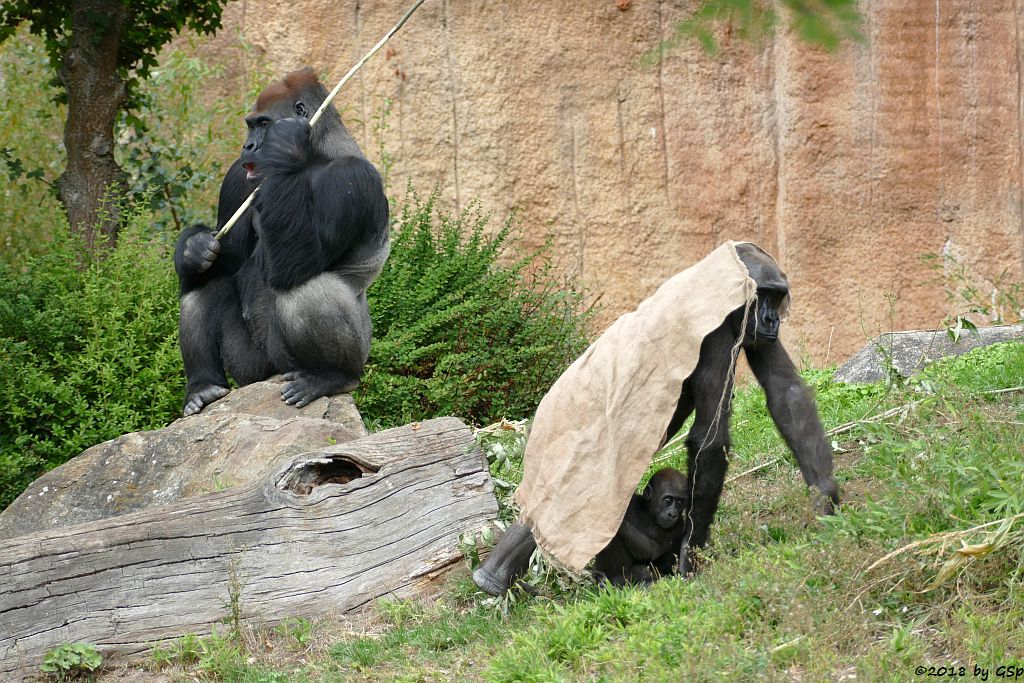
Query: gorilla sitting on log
593 467 689 586
174 68 389 416
473 243 839 595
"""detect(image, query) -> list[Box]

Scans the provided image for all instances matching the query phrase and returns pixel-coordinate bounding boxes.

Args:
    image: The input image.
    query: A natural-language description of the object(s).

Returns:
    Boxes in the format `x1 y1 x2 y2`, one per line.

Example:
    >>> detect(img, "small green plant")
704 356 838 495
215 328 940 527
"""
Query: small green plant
224 556 246 641
876 292 912 391
886 618 925 662
332 636 391 670
872 332 909 391
151 632 206 668
148 628 252 678
922 250 1024 329
371 96 394 190
40 643 102 681
273 617 314 650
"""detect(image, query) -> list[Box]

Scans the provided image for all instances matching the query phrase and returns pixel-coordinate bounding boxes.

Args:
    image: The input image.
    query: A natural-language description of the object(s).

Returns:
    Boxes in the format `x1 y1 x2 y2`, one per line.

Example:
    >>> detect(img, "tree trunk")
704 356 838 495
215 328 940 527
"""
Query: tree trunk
0 417 498 681
56 0 129 250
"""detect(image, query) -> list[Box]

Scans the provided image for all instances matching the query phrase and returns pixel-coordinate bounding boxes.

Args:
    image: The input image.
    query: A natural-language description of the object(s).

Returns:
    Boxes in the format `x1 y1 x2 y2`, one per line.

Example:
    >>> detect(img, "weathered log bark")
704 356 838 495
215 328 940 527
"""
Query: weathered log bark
0 417 496 680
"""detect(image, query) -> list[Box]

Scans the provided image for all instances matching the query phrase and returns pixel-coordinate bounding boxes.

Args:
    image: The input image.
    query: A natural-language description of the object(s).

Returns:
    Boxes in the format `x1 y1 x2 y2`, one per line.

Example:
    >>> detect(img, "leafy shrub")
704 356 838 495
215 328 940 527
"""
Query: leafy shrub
357 191 593 428
117 49 235 238
1 31 269 264
0 210 183 509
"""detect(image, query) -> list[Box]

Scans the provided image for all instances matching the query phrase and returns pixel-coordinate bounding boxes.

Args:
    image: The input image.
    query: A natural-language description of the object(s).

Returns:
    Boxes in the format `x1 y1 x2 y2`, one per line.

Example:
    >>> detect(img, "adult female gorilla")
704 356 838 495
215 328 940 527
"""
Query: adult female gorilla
174 68 390 416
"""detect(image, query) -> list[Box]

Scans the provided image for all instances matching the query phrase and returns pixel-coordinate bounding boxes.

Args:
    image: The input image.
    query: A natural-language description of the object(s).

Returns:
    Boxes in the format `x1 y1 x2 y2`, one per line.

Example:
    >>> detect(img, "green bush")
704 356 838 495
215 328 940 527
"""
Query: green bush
0 211 183 509
357 191 593 428
1 31 268 264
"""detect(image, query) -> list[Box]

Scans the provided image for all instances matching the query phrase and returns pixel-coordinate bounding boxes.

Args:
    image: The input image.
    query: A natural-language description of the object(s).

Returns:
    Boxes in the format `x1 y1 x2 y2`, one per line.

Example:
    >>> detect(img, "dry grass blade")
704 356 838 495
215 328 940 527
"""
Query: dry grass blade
864 512 1024 589
922 515 1019 590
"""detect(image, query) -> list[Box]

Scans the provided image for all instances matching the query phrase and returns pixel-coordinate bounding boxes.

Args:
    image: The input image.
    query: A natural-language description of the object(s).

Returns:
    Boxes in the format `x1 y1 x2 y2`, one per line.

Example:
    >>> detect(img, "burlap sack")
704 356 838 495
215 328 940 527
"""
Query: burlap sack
513 240 758 571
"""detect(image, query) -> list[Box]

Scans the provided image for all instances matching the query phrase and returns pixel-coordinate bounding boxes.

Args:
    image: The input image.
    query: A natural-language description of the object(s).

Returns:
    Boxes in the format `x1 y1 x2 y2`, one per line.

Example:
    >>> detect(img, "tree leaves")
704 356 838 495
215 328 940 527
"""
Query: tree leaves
0 0 227 107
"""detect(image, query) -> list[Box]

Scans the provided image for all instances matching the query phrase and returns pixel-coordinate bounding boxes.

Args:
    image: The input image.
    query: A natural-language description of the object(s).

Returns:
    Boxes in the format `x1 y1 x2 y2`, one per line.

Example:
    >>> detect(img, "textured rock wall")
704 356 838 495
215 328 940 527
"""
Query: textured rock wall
187 0 1024 364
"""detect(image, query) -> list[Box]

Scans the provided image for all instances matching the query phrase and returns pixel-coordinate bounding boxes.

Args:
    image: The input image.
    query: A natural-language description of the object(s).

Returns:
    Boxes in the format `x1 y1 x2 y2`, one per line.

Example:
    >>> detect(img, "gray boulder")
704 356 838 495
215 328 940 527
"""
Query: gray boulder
0 378 367 539
834 324 1024 384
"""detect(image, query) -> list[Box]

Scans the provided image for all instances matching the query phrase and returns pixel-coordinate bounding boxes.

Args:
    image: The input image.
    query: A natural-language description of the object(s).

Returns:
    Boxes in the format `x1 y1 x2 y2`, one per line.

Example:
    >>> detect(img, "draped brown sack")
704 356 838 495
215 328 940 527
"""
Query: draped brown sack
514 240 762 570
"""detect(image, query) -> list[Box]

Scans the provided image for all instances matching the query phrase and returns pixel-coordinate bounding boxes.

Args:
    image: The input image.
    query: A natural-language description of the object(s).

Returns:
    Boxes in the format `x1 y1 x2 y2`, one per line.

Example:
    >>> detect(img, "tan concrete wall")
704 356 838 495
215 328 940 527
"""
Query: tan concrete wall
189 0 1024 365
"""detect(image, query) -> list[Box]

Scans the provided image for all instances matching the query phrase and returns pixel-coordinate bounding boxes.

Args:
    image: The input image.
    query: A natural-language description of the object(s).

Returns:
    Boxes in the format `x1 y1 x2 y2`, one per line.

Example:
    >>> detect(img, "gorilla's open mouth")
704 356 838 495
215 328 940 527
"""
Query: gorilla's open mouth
243 162 259 181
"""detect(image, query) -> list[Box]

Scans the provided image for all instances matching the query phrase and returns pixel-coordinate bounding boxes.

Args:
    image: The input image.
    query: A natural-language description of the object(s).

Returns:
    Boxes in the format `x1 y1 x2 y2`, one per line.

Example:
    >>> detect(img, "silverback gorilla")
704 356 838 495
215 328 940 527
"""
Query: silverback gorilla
593 467 689 586
174 68 389 416
472 243 839 595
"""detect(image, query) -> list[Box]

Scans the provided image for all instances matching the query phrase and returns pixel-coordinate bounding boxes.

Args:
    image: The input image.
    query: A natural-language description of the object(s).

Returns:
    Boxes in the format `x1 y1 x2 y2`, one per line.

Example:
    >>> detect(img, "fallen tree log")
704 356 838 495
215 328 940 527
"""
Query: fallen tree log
0 417 496 680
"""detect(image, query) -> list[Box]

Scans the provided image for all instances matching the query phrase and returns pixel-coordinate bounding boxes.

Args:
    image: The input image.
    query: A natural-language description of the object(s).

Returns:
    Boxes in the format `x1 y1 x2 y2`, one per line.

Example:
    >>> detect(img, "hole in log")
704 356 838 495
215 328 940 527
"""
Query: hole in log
279 456 379 495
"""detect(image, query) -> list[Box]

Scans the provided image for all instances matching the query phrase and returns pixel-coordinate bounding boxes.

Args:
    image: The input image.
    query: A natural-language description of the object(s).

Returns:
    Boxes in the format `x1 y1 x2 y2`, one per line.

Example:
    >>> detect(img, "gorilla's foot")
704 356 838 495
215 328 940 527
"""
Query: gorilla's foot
183 384 230 416
677 546 705 578
472 522 537 596
812 484 840 516
281 370 359 408
472 566 508 597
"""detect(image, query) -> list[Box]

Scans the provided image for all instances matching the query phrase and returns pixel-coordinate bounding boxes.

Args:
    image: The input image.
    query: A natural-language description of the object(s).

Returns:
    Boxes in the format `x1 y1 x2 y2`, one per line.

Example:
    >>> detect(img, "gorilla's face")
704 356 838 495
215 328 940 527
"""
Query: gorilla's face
240 99 308 181
743 287 786 347
652 491 686 530
644 469 689 530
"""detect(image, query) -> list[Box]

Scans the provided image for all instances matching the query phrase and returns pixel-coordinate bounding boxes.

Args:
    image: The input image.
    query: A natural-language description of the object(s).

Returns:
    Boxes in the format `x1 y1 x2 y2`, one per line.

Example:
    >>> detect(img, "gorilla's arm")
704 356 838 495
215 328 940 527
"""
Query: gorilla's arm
173 160 254 294
744 341 840 513
663 386 694 446
616 515 667 560
315 156 389 269
252 118 388 290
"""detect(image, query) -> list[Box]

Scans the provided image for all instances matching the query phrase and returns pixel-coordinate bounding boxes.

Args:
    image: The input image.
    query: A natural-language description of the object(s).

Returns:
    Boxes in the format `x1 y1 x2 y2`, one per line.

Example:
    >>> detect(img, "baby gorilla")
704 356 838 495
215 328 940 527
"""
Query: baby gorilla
593 467 689 586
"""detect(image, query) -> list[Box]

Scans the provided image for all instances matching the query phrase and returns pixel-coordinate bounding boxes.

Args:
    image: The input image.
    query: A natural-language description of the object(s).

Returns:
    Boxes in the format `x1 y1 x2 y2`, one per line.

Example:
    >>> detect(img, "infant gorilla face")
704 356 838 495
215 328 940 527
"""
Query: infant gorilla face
646 469 688 530
652 491 685 529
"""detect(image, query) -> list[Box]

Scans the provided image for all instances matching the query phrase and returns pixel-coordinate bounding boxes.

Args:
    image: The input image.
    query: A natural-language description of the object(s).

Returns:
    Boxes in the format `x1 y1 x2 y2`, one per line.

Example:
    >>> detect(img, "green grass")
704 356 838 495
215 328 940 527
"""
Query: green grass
122 341 1024 682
